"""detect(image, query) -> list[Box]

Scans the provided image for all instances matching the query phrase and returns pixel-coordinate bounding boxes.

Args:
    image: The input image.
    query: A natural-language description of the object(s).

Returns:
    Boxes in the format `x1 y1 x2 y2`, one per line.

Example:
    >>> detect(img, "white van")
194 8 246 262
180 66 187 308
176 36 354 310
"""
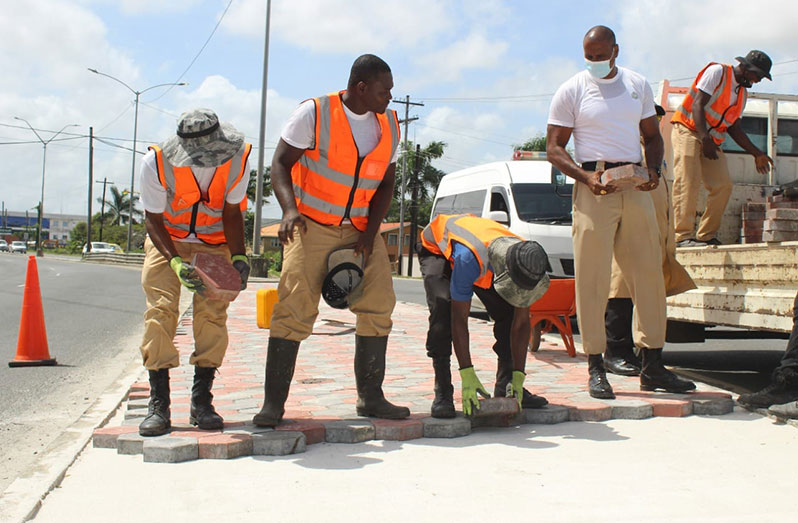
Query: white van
430 153 574 278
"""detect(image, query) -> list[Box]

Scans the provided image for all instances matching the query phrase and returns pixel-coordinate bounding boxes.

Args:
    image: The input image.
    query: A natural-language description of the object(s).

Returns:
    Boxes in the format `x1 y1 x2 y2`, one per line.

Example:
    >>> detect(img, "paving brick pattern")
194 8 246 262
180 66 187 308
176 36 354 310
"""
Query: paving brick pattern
93 283 736 462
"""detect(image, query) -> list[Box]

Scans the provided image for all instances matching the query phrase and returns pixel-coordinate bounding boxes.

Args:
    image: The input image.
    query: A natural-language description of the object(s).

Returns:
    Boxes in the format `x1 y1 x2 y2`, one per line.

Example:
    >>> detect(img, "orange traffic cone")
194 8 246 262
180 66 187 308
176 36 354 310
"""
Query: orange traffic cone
9 256 56 367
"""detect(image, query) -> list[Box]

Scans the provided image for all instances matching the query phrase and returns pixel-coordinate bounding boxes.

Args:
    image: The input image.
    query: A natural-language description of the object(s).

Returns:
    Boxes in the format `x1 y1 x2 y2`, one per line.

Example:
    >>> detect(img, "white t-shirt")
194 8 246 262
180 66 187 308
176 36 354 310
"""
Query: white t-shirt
281 99 399 163
139 149 251 242
548 67 656 164
696 63 741 107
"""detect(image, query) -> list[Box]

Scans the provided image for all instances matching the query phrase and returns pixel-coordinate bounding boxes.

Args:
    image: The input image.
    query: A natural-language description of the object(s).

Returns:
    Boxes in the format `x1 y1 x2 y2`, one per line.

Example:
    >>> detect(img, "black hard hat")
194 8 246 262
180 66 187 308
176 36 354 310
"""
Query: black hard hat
735 50 773 81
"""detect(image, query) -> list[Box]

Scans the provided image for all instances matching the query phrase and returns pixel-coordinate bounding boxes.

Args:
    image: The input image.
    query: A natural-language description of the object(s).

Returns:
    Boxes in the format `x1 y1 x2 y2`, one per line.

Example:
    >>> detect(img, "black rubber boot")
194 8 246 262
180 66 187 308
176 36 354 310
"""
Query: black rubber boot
354 336 410 419
139 369 171 437
495 358 548 408
588 354 615 399
738 375 798 408
431 357 456 418
190 366 224 430
640 348 696 393
604 345 642 376
253 337 300 427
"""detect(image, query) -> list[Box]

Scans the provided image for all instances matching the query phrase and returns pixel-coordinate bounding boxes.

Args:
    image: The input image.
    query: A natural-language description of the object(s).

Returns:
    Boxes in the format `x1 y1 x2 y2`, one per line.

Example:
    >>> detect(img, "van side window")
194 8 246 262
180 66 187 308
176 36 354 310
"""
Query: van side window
432 190 486 219
490 192 509 213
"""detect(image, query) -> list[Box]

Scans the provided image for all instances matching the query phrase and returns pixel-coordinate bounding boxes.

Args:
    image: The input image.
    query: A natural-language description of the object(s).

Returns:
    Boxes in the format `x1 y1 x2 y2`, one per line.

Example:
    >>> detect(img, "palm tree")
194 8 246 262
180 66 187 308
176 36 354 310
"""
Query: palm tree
97 186 142 225
388 140 447 224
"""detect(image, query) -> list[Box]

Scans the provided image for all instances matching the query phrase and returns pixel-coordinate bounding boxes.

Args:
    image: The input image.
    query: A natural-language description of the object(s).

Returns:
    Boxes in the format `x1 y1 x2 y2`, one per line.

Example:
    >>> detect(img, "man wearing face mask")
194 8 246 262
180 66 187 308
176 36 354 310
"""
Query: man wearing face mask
547 26 694 399
671 51 774 247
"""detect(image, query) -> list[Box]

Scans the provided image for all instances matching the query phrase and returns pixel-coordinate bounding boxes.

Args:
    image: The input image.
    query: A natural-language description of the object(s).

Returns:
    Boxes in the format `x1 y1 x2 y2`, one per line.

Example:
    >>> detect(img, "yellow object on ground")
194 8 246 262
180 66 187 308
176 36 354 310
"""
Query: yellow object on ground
257 288 279 329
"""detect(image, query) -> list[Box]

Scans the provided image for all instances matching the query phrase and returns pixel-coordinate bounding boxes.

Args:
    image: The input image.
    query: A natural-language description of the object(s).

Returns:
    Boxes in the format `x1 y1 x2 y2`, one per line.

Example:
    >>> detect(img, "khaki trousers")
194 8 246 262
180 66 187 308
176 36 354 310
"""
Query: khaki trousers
671 123 733 242
610 177 696 298
572 181 666 354
140 237 231 370
270 219 395 341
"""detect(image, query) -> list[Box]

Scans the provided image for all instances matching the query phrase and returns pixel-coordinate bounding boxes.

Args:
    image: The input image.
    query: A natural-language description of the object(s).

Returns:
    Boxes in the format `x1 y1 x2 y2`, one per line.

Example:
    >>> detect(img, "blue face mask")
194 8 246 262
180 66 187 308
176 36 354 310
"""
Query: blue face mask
585 58 612 79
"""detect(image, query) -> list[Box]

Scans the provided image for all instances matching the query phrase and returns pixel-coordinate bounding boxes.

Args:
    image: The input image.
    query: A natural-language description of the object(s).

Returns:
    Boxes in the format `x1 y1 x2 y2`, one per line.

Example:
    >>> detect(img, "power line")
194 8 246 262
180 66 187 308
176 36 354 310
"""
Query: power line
148 0 235 103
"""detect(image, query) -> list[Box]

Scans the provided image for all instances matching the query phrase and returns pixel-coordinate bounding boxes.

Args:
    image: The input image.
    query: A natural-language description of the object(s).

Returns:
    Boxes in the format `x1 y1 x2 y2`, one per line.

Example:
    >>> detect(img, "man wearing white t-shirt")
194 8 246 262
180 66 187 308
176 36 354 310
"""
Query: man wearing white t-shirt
547 25 695 399
253 54 410 427
137 108 252 436
671 50 773 246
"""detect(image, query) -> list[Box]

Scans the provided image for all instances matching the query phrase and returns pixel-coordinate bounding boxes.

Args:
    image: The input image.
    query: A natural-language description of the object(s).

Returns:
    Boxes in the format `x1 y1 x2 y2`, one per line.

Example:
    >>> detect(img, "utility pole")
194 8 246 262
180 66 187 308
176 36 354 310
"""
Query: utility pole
86 127 93 253
253 0 272 255
391 95 423 275
96 178 114 242
408 144 422 278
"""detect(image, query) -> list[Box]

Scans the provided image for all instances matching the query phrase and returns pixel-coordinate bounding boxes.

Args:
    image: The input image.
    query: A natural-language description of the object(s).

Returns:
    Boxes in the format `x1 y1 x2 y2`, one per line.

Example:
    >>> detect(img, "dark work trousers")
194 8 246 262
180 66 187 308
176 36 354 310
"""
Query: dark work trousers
773 290 798 384
417 244 514 364
605 297 635 353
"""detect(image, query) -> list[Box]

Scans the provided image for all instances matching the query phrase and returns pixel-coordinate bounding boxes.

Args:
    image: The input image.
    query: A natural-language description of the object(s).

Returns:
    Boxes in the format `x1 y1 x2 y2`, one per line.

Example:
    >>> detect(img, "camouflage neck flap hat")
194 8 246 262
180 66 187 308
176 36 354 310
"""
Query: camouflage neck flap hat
160 108 244 168
487 237 550 308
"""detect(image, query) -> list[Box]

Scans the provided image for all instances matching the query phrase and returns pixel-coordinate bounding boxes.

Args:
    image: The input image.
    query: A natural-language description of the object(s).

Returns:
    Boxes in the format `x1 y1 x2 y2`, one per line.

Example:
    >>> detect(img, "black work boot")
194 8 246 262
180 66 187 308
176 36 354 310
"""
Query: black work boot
588 354 615 399
139 369 171 437
495 358 548 408
604 345 642 376
640 348 696 393
253 337 300 427
354 336 410 419
738 374 798 408
431 357 456 418
190 366 224 430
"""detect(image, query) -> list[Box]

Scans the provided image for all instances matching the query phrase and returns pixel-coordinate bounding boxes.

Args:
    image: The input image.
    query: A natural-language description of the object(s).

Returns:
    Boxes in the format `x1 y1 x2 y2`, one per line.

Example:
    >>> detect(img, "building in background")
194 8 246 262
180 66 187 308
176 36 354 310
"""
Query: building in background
0 211 83 245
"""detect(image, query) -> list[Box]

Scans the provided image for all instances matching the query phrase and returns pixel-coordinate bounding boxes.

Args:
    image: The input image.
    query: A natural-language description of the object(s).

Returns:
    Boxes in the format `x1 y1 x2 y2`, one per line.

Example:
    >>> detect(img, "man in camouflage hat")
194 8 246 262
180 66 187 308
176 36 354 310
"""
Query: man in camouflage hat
137 108 253 437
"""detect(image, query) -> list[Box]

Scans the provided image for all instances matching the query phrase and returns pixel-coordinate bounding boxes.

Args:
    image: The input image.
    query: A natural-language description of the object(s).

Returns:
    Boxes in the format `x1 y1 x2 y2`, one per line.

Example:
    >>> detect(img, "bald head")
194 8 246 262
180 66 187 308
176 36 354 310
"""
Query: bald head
584 25 616 46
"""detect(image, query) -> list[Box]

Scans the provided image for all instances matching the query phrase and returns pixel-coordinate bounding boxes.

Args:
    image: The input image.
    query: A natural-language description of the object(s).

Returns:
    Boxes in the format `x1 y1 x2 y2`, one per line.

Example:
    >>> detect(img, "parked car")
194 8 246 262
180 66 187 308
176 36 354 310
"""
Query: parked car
10 241 27 254
0 240 8 252
82 242 123 254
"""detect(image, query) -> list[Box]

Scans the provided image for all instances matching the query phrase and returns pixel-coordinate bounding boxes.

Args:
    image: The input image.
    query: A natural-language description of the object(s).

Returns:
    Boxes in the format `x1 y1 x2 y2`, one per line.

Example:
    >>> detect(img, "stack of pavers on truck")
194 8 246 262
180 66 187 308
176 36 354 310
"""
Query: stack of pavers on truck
742 193 798 243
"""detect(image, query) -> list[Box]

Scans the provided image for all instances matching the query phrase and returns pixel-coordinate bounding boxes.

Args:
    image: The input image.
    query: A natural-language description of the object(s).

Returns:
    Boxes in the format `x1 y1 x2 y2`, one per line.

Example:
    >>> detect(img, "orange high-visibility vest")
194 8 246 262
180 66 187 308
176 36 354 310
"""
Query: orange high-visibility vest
150 143 252 244
291 92 400 231
672 63 747 145
421 214 521 289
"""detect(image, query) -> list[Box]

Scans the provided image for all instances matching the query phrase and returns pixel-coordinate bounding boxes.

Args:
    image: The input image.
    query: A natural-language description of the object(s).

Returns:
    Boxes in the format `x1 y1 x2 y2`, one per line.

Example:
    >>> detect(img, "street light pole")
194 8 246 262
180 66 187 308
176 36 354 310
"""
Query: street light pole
88 68 186 252
14 117 79 256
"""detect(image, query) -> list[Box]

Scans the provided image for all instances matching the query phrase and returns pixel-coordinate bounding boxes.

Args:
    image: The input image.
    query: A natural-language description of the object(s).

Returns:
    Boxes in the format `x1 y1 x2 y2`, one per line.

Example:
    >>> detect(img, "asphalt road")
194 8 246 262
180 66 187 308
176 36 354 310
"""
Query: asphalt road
0 253 145 494
391 277 788 395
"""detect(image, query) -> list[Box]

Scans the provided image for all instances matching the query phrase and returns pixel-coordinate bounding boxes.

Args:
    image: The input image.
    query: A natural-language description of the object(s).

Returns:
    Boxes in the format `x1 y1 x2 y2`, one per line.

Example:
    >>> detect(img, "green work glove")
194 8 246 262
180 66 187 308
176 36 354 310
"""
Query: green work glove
506 370 526 409
231 254 250 290
459 366 490 416
169 256 205 293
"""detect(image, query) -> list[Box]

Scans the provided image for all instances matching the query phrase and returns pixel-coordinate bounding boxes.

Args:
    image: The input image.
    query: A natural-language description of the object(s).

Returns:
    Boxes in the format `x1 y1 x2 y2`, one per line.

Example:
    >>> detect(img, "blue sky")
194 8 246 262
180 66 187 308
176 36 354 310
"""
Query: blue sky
2 0 798 219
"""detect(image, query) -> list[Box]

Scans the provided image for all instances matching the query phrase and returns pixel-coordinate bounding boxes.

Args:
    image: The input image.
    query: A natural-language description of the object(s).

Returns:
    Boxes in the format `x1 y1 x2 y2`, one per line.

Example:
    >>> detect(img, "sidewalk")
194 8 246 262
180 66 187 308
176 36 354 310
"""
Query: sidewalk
14 282 798 521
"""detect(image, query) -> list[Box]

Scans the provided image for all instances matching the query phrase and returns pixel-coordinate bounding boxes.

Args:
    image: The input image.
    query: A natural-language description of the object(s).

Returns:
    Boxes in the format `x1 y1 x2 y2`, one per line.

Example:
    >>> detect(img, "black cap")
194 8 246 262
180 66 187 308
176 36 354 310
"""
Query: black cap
655 104 666 117
735 50 773 81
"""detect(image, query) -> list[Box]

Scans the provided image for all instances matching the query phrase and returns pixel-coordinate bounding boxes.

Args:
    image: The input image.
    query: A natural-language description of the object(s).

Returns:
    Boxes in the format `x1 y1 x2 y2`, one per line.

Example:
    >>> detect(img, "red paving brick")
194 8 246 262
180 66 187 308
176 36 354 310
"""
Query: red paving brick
94 282 737 460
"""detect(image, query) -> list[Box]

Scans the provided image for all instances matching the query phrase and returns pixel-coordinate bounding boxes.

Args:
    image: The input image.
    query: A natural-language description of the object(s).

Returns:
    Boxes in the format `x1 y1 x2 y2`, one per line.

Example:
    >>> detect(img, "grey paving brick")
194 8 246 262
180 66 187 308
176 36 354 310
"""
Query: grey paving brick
126 400 149 411
124 410 146 420
568 404 612 422
609 400 654 419
143 437 199 463
422 416 472 438
198 434 254 459
323 420 376 443
117 433 149 455
252 431 307 455
522 405 571 424
692 397 735 416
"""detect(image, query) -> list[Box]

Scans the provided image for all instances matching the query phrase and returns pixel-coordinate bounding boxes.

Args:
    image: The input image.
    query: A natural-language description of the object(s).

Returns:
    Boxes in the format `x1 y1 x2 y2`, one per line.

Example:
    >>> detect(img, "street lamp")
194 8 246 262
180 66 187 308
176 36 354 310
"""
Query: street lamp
88 68 187 252
14 117 79 256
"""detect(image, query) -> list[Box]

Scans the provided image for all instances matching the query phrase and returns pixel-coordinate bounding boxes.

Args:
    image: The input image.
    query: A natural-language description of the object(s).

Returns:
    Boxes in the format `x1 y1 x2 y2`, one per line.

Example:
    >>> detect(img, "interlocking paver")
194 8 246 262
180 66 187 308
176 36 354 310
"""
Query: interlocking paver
92 282 740 460
143 437 199 463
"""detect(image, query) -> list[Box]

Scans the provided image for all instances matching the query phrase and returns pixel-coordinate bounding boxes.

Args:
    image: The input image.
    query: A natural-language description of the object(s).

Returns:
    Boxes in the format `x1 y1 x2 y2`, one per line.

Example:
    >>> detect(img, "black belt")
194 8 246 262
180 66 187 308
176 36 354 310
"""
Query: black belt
581 161 640 171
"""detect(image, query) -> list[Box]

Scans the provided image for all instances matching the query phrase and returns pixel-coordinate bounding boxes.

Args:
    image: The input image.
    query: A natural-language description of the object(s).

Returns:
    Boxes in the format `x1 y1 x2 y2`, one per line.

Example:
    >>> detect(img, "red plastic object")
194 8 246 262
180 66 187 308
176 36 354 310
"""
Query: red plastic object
191 252 241 302
528 278 576 357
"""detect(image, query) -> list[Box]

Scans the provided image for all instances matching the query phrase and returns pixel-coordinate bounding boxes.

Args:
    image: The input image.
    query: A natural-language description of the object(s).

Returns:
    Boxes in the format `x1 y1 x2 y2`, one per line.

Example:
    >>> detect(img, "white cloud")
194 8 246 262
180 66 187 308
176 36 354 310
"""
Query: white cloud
413 33 509 86
223 0 455 54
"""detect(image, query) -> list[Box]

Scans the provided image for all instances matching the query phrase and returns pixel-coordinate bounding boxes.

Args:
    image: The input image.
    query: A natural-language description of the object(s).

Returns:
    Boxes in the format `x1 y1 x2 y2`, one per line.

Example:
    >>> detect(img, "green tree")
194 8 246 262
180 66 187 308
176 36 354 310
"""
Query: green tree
515 133 547 152
387 140 447 225
247 167 273 206
98 186 143 226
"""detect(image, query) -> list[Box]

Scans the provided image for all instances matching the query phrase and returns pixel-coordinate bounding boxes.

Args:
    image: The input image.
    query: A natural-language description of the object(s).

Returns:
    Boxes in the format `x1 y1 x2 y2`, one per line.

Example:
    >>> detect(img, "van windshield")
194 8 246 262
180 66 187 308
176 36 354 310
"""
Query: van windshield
510 183 572 224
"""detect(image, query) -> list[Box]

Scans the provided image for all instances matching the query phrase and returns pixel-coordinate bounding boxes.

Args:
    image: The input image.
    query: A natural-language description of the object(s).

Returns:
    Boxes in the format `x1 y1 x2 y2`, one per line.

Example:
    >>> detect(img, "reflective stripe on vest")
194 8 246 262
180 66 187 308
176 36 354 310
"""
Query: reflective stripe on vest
151 143 251 244
672 63 747 145
421 214 520 289
291 92 400 231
